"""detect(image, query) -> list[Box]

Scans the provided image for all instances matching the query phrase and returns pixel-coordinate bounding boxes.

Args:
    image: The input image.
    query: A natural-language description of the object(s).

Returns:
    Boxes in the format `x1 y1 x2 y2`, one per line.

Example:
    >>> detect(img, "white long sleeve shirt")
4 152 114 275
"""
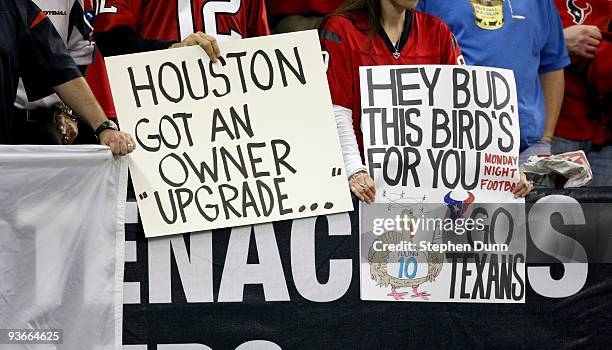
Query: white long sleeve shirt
334 104 367 177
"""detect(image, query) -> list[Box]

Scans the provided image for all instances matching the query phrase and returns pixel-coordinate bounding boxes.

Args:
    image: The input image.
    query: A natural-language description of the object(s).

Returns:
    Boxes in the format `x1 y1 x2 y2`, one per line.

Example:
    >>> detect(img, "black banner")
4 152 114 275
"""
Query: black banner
123 188 612 349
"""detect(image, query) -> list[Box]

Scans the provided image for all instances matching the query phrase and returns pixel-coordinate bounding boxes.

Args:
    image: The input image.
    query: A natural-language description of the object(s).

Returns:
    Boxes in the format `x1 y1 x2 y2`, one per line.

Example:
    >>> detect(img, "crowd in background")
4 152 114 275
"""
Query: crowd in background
2 0 610 190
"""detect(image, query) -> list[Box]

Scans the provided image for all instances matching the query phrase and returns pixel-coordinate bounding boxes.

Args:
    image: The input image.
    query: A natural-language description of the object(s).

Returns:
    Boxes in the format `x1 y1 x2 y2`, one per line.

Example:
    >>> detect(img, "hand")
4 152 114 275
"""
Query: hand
56 112 78 145
564 25 602 59
99 129 136 156
349 171 376 204
512 171 533 198
170 32 221 62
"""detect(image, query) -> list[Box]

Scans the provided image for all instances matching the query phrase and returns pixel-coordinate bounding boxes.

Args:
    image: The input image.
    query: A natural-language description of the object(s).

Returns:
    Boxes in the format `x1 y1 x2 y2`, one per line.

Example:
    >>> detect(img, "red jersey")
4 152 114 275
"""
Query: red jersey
82 0 116 121
87 49 117 120
553 0 612 144
94 0 270 41
267 0 344 16
321 10 463 157
88 0 269 123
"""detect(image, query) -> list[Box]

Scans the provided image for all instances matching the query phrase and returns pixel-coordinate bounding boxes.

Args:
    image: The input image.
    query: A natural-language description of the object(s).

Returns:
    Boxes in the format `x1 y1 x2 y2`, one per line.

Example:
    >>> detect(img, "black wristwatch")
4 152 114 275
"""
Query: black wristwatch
95 120 119 139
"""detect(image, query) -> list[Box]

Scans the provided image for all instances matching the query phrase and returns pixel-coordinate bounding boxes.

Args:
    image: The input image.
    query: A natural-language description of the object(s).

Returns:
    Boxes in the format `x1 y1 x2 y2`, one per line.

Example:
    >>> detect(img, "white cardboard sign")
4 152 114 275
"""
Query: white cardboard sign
106 31 353 237
359 65 525 303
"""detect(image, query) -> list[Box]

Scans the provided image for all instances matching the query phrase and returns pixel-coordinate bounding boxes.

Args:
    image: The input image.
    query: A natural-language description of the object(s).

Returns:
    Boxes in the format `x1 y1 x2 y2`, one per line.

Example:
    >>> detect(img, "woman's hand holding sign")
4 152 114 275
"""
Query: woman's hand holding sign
512 171 533 199
171 32 221 62
349 170 376 204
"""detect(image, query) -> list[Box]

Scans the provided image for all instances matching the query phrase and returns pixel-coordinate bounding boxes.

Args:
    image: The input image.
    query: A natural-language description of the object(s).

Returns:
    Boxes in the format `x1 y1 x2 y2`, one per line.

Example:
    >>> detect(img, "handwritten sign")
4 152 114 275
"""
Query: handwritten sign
358 65 525 303
360 65 522 204
105 31 353 237
360 204 526 303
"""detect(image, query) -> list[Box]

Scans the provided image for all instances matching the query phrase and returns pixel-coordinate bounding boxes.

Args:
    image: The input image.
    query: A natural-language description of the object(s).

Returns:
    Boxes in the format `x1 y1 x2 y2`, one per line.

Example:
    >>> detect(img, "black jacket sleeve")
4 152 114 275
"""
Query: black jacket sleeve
95 26 177 57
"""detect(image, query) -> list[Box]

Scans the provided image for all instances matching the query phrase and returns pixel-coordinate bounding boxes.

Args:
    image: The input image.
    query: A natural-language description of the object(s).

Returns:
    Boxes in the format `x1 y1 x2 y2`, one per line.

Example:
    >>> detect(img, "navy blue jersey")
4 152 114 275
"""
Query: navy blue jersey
0 0 81 143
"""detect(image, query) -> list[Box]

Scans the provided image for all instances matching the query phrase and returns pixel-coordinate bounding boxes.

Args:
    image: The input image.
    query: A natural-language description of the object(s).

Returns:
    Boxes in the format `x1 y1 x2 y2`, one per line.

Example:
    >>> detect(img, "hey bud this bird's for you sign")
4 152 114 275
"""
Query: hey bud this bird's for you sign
360 65 522 203
359 65 526 303
105 31 353 238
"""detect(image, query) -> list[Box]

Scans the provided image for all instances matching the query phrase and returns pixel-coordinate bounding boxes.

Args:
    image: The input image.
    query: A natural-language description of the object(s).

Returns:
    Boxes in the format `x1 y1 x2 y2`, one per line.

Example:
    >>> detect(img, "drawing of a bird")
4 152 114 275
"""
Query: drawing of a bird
368 209 444 301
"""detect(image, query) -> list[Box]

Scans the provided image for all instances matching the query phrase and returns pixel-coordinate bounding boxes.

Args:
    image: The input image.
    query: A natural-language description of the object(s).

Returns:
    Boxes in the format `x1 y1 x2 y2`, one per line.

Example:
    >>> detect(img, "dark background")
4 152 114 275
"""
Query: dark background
123 188 612 350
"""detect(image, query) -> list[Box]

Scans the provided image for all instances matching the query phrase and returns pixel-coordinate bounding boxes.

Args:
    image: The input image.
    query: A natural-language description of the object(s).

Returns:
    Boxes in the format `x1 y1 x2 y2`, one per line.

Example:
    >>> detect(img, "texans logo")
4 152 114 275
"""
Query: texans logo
566 0 592 24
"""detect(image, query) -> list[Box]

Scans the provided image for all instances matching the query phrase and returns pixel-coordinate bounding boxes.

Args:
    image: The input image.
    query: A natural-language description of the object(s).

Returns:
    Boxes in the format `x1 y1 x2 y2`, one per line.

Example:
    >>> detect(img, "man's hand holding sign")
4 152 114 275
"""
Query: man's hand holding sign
106 31 353 237
169 32 221 63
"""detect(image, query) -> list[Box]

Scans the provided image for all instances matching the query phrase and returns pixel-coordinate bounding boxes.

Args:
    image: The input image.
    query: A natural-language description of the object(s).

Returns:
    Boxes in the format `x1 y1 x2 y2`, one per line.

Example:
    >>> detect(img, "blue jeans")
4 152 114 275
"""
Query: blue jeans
551 137 612 186
519 139 551 166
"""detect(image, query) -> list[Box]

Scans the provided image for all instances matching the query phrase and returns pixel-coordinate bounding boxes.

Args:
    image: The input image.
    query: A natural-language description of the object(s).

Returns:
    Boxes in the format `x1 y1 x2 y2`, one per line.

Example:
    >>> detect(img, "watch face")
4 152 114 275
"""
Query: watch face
96 120 119 138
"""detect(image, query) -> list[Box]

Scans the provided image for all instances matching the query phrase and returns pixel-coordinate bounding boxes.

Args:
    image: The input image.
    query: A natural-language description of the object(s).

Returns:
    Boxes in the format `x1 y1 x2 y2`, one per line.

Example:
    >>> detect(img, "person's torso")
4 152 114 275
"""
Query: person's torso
337 12 457 65
419 0 553 69
419 0 565 149
143 0 247 40
323 11 461 156
94 0 268 41
553 0 612 142
348 12 460 124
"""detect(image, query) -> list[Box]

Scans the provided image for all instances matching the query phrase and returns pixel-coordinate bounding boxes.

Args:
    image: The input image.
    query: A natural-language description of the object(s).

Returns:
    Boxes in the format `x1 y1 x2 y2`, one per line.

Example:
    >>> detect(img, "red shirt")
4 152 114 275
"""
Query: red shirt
320 10 463 157
89 0 270 123
267 0 344 16
553 0 612 144
94 0 270 41
87 49 117 120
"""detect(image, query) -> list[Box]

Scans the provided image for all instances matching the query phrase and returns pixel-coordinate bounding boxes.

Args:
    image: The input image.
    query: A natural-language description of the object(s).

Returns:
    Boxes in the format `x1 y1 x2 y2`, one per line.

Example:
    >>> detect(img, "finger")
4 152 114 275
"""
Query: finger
516 188 529 198
365 177 376 196
512 182 526 194
196 37 215 60
185 34 199 46
129 134 137 150
350 185 365 202
581 50 596 59
585 37 601 47
585 44 599 53
200 41 217 62
514 183 528 198
201 33 221 58
195 33 218 62
363 187 375 203
193 34 213 55
108 142 119 156
121 140 130 156
350 182 368 203
109 142 118 156
586 26 603 40
108 140 121 156
352 178 373 203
